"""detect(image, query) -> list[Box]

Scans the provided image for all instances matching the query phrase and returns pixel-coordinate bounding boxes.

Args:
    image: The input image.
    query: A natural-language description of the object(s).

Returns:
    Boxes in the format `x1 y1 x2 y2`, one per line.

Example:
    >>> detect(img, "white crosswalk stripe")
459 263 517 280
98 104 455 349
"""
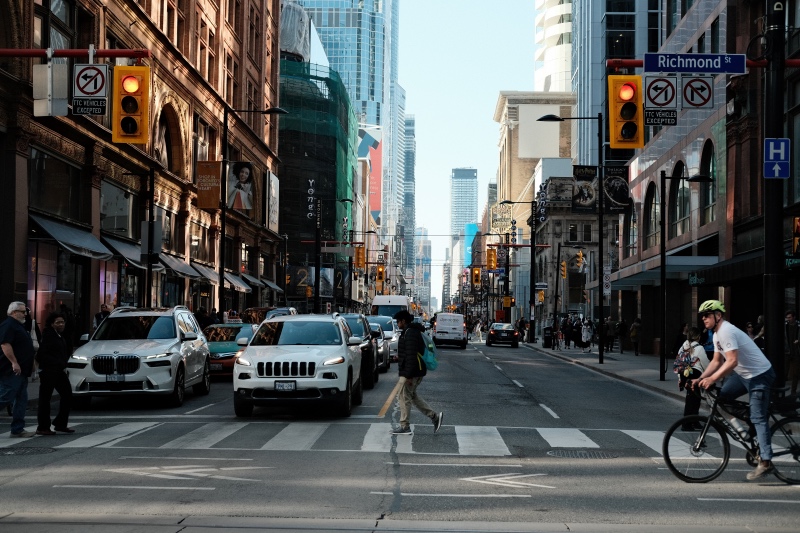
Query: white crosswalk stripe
261 423 329 451
160 422 248 449
455 426 510 456
57 422 159 448
537 428 599 448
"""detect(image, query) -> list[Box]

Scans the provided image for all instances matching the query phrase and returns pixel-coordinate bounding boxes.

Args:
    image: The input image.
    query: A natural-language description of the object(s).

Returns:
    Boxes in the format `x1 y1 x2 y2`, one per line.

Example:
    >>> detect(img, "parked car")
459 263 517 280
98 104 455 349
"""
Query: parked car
202 323 257 377
341 313 379 390
369 323 391 373
486 323 520 348
67 306 211 407
265 307 298 320
433 312 468 349
367 315 399 362
232 314 363 417
240 307 297 324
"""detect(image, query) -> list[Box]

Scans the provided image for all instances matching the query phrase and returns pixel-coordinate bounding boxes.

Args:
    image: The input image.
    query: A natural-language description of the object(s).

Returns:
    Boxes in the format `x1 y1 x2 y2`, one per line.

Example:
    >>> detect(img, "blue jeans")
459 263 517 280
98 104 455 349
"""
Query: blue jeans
0 373 29 434
719 367 776 461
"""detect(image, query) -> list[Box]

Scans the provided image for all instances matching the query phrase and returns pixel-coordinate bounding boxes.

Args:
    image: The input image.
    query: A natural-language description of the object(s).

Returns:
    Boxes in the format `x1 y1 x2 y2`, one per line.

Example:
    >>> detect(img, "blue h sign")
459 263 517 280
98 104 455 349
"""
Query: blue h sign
764 138 791 179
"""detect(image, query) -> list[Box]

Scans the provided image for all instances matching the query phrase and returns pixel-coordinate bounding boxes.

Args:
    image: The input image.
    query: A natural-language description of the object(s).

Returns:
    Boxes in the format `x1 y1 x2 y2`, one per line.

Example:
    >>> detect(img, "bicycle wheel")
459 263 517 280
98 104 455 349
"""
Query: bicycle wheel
770 416 800 484
663 415 730 483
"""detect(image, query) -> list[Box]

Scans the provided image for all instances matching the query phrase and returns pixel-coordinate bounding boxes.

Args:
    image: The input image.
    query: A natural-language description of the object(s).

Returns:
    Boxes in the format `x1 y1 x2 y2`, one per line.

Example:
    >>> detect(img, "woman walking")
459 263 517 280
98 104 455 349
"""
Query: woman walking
35 312 74 435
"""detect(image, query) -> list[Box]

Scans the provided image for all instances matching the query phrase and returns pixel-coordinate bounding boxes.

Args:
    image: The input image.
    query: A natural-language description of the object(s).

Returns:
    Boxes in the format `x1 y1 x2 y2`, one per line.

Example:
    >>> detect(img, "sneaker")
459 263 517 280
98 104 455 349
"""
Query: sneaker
433 412 444 433
391 426 412 435
746 462 774 481
9 431 35 438
35 429 56 436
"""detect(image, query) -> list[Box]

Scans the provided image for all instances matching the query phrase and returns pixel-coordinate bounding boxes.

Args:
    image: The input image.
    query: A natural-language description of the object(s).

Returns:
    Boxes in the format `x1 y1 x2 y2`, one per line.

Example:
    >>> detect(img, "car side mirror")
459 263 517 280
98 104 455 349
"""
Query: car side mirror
370 330 381 339
80 333 89 341
181 331 198 341
237 337 249 346
348 336 363 346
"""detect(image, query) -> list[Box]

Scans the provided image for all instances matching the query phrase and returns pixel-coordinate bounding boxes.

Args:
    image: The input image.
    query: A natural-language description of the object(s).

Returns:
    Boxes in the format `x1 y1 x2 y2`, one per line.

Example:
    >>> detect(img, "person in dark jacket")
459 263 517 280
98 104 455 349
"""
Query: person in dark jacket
0 301 37 437
35 312 74 435
392 310 442 435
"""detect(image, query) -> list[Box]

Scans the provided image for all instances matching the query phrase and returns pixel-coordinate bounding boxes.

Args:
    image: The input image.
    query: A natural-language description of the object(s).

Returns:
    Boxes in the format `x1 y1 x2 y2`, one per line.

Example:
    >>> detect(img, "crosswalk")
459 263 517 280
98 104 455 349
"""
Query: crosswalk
3 421 671 457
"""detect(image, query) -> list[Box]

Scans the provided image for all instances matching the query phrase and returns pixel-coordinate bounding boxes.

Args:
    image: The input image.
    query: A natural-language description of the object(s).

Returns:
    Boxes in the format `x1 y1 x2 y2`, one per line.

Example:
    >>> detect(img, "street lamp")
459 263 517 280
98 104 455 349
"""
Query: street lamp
220 106 288 316
538 112 604 364
500 199 537 341
281 233 289 306
314 197 353 313
659 169 712 381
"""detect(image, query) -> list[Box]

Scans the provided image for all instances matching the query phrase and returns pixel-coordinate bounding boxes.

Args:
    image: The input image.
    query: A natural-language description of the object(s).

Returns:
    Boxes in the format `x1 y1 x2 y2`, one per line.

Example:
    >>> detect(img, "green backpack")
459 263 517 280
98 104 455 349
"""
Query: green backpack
419 331 439 371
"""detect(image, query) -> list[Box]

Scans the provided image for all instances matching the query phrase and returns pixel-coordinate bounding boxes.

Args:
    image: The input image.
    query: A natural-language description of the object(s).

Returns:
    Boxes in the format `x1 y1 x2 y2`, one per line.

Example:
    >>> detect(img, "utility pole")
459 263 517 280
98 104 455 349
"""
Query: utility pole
552 241 562 349
503 232 511 323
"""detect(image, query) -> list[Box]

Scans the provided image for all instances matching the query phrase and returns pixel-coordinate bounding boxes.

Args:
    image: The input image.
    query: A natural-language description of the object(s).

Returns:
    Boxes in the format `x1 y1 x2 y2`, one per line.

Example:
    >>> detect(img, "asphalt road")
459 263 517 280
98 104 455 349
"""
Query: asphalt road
0 341 798 532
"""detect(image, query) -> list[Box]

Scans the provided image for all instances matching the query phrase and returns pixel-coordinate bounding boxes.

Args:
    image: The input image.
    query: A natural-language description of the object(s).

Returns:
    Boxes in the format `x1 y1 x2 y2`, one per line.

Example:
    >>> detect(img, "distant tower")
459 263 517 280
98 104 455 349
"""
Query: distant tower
450 167 478 254
403 116 417 275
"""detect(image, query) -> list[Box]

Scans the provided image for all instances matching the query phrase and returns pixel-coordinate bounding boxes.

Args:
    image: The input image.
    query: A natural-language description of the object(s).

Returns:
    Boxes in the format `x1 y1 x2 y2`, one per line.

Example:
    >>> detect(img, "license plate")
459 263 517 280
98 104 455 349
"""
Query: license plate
210 363 223 371
275 381 296 392
106 374 125 382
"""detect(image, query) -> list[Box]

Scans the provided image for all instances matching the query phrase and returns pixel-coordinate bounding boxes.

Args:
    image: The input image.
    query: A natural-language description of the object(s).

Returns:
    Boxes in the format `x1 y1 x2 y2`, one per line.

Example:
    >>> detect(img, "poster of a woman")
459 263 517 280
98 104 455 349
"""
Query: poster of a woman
227 161 254 211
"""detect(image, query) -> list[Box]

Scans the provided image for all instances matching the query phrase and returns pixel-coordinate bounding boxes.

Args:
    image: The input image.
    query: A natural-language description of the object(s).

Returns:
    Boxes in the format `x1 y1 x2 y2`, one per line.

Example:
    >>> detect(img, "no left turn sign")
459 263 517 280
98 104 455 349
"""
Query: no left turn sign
73 64 108 98
645 76 677 109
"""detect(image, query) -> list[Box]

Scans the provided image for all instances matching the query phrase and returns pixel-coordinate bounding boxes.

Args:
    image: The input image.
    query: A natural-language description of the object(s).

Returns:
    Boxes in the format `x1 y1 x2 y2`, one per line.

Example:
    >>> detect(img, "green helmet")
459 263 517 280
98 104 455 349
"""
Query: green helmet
698 300 726 314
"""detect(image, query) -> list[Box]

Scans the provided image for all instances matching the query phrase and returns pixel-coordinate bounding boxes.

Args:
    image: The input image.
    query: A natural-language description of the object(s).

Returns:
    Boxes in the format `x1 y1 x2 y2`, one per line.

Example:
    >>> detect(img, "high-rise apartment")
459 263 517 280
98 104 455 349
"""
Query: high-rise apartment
415 226 431 310
450 168 478 251
403 116 417 276
534 0 573 92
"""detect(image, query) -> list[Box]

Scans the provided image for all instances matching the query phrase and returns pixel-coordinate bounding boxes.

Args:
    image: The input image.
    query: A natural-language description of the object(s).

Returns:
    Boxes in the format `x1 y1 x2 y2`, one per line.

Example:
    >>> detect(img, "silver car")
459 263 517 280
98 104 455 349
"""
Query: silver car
368 315 399 362
68 306 211 407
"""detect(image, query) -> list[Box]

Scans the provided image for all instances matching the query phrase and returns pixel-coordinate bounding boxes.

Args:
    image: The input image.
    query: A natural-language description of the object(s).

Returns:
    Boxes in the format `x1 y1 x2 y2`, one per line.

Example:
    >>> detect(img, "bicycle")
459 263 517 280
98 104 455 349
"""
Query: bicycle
662 385 800 483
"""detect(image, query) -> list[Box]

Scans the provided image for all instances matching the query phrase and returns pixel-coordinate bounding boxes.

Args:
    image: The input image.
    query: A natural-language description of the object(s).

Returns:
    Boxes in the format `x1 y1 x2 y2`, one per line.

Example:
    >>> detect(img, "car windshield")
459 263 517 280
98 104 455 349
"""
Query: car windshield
343 316 367 336
490 323 515 331
370 305 406 318
369 316 394 332
250 321 343 346
203 325 253 343
93 316 176 340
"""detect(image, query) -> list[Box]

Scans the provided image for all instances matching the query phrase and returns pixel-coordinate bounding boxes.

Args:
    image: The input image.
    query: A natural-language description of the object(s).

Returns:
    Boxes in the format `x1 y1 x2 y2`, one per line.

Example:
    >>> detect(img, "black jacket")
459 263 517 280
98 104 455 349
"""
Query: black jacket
36 327 69 372
397 322 427 379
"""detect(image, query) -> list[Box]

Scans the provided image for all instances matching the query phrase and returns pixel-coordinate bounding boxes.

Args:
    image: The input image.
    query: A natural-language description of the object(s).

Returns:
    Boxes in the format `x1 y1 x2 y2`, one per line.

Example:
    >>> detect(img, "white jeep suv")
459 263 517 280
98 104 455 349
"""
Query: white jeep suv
233 314 364 417
67 306 211 407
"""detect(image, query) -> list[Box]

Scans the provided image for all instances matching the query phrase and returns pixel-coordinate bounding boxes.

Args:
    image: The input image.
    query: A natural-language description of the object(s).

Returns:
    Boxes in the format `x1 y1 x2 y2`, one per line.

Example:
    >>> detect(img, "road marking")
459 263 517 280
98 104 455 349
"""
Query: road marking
455 426 510 456
512 380 523 388
621 430 666 455
160 422 247 449
698 498 800 504
538 404 559 418
261 423 329 451
461 473 555 489
537 428 598 448
119 456 253 461
183 400 226 414
394 425 414 454
388 462 524 467
104 465 272 481
54 485 215 490
378 381 402 418
370 491 530 498
494 365 502 371
57 422 159 448
362 423 392 452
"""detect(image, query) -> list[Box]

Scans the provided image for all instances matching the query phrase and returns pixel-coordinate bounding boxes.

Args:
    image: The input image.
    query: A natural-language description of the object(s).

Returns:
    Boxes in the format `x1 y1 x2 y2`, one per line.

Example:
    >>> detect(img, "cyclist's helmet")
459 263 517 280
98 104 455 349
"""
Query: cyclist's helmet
698 300 725 314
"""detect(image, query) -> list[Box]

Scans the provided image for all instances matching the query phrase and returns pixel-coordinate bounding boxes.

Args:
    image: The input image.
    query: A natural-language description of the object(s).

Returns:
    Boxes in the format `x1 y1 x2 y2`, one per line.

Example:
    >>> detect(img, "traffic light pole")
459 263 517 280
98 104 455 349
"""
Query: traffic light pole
503 232 511 323
551 241 562 348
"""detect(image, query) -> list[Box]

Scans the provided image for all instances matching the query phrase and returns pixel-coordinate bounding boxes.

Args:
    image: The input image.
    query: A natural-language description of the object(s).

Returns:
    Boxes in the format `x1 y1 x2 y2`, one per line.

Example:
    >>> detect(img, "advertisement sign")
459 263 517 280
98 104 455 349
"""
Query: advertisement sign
464 223 478 266
572 165 597 214
603 166 631 214
196 161 221 210
268 171 279 233
358 127 382 225
491 203 512 234
227 161 255 217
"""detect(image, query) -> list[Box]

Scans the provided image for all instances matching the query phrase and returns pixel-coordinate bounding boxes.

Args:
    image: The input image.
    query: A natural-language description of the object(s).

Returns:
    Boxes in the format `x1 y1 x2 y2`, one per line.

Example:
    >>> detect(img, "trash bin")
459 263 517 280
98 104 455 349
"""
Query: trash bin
543 326 553 349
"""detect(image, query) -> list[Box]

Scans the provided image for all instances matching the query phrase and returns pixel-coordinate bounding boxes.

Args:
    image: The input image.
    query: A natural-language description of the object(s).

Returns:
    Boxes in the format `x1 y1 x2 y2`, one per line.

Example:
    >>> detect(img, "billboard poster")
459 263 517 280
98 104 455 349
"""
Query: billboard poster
268 171 279 233
227 161 255 217
572 165 597 214
604 166 631 214
196 161 221 210
464 223 478 266
287 265 334 298
358 127 382 225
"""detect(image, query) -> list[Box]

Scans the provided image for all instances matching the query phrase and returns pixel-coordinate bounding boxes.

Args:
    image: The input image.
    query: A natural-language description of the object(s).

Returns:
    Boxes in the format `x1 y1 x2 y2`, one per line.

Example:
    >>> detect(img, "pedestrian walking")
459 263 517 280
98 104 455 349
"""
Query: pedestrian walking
581 318 593 353
676 327 709 426
616 317 628 354
92 303 111 332
473 319 483 342
517 316 527 343
629 318 641 356
0 301 37 437
35 312 74 435
391 310 442 435
604 316 615 352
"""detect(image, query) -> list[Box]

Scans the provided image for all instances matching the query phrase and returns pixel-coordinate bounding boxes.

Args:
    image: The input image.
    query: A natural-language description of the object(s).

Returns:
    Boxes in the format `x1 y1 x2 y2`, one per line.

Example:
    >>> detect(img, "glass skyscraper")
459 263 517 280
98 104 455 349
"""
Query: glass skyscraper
450 168 478 250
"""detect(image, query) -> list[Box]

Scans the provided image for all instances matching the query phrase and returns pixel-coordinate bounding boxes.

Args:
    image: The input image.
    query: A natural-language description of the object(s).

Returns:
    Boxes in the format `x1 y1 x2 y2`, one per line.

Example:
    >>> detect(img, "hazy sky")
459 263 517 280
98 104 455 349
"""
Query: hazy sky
399 0 535 308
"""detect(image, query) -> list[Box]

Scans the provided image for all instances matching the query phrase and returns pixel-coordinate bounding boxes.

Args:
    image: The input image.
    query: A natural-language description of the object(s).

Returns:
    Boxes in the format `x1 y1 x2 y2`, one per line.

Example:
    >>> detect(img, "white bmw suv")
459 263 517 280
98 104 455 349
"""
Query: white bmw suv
67 306 211 407
233 314 364 417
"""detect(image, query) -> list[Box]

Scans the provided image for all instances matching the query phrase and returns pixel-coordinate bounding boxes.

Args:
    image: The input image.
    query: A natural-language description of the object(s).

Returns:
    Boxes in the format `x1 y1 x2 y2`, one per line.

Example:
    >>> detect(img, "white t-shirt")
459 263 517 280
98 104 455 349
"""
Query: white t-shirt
713 320 772 379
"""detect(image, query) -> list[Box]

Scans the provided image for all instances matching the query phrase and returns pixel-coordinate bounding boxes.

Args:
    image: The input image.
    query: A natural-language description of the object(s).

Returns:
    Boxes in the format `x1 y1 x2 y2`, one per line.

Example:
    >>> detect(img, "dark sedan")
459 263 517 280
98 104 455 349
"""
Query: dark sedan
486 323 520 348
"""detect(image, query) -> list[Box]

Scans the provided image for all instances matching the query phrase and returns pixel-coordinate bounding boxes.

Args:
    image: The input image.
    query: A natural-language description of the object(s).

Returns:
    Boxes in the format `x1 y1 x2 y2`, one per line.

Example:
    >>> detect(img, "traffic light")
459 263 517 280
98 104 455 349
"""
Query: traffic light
576 250 584 268
794 217 800 255
538 290 545 303
112 65 151 143
376 264 385 281
560 260 567 279
354 247 366 269
510 297 516 306
608 75 643 149
487 248 497 270
472 267 481 286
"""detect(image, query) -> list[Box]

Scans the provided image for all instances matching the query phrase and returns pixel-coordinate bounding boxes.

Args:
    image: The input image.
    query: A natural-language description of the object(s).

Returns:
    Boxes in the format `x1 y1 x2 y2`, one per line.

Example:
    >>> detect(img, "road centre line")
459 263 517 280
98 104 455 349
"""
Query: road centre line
512 380 523 388
698 498 800 504
494 365 502 371
120 456 253 461
539 404 559 418
371 491 529 498
183 400 226 414
377 380 403 418
387 462 523 467
53 485 215 490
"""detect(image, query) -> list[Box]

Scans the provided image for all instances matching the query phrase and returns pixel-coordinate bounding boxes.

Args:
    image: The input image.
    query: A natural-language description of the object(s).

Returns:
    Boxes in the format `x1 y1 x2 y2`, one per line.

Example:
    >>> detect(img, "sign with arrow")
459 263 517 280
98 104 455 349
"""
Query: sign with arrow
73 64 108 115
644 76 677 126
681 76 713 109
104 465 272 481
764 137 791 179
461 472 555 489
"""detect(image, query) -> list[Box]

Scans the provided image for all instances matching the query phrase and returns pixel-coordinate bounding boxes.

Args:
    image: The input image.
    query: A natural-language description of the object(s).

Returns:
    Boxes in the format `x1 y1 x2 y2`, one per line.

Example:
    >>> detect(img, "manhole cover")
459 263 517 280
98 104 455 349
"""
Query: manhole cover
0 447 56 456
547 449 619 459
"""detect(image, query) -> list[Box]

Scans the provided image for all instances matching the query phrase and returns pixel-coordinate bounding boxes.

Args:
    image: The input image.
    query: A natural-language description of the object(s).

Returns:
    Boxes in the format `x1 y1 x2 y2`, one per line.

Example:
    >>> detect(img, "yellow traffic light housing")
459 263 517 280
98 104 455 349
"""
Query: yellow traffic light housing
576 250 584 268
538 290 545 303
608 75 643 149
487 248 497 270
376 264 385 281
471 267 481 286
112 65 151 144
560 260 567 279
354 247 366 269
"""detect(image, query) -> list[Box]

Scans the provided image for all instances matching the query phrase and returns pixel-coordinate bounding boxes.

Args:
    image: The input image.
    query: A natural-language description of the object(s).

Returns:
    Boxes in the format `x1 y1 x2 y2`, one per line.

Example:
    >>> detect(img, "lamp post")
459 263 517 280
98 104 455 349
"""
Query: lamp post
500 199 538 341
314 197 353 313
220 106 287 316
659 169 712 381
281 233 289 306
538 112 604 364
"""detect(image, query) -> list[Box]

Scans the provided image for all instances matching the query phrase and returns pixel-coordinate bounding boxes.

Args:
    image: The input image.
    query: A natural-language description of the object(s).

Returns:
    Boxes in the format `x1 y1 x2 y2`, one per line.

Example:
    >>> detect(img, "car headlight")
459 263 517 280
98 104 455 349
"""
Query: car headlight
144 353 173 360
235 354 252 366
70 355 89 361
322 356 345 366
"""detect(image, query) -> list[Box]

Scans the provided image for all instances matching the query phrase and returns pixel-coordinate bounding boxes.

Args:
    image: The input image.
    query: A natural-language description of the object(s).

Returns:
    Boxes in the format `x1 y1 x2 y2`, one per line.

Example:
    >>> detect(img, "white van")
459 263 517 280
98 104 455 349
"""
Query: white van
370 295 411 319
433 312 467 349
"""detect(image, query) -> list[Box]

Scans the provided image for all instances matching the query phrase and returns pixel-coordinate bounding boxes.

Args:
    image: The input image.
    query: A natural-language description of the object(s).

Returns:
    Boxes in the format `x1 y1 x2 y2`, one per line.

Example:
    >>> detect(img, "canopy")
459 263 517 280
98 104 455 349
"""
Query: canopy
160 253 201 279
30 214 113 261
103 236 164 272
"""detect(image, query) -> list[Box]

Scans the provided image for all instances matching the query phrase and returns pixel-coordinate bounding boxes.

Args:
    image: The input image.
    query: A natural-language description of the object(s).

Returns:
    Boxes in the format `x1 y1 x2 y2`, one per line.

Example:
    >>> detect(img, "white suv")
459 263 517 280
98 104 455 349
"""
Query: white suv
233 314 363 417
67 306 211 407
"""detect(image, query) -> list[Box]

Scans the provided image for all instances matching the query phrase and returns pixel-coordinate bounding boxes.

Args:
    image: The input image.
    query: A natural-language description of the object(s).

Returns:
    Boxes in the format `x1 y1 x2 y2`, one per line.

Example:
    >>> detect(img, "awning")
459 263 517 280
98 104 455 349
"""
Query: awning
694 250 763 286
586 254 719 291
241 273 265 288
160 254 201 279
30 214 113 261
191 262 221 285
262 279 284 293
224 272 252 293
103 236 164 272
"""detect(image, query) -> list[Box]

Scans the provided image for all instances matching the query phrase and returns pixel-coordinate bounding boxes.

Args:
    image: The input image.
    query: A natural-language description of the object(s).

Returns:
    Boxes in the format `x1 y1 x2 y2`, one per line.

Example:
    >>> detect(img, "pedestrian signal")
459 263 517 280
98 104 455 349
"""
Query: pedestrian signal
560 260 567 279
472 267 481 285
112 66 151 143
608 75 643 149
376 264 385 281
576 250 584 267
487 248 497 270
354 247 366 269
538 290 545 303
794 217 800 255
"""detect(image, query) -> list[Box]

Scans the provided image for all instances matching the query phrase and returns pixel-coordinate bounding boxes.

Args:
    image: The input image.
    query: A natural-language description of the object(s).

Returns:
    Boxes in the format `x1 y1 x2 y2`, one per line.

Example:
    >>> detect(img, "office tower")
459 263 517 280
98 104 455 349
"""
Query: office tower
415 226 431 309
403 116 416 275
534 0 573 92
450 168 479 251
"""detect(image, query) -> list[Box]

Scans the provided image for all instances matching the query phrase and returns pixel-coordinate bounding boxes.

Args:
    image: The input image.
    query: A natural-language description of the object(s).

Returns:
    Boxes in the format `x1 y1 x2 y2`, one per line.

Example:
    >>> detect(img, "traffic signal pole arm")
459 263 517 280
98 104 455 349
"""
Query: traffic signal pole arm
0 48 152 59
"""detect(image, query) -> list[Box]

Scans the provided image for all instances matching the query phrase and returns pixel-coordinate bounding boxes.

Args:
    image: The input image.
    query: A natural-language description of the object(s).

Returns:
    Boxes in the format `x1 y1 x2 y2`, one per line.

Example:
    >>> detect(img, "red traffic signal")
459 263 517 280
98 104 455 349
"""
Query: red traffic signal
608 75 644 149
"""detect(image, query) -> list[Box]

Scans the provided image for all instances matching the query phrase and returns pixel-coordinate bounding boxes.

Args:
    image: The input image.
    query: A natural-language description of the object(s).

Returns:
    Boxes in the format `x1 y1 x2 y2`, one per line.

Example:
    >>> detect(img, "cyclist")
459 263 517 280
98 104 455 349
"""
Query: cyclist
694 300 777 481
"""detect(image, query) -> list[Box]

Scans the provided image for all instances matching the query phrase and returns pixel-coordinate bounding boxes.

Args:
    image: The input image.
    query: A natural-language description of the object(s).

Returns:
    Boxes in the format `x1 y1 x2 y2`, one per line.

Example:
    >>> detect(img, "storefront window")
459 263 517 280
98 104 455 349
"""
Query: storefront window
30 148 86 221
190 222 211 262
644 183 660 250
98 259 119 308
100 180 140 239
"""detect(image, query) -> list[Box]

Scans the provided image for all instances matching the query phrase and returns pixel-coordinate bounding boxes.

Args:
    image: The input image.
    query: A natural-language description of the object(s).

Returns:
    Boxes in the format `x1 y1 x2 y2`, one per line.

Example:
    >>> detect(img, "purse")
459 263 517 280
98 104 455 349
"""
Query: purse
30 319 39 351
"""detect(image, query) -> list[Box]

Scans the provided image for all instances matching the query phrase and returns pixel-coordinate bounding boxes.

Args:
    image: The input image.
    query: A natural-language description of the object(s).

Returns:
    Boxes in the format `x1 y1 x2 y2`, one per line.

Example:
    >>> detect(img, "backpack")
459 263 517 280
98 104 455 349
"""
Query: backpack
673 342 699 377
419 331 439 371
